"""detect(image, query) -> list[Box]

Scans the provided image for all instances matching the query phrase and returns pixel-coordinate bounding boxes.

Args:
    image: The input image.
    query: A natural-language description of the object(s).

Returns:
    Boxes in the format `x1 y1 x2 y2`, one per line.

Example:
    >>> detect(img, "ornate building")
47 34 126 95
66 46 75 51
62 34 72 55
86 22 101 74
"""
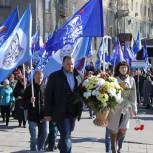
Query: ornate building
1 0 153 43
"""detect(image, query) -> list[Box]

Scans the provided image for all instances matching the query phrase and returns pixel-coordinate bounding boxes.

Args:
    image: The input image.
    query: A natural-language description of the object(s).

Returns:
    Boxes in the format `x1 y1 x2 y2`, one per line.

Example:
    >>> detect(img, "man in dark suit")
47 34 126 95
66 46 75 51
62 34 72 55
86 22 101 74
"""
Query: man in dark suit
44 55 83 153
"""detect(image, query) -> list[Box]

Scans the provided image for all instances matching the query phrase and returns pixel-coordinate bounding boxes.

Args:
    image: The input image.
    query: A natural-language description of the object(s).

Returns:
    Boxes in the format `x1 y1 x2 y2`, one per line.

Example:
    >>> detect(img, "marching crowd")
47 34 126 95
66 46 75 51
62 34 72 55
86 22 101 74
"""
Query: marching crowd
0 56 153 153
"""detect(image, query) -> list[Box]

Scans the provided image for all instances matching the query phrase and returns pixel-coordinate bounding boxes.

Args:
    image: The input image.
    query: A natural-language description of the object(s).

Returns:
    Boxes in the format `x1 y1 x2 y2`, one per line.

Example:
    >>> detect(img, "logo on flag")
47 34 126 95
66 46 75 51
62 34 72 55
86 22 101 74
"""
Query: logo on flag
53 38 83 63
0 8 19 48
0 6 31 83
1 29 27 69
46 0 104 53
63 15 83 45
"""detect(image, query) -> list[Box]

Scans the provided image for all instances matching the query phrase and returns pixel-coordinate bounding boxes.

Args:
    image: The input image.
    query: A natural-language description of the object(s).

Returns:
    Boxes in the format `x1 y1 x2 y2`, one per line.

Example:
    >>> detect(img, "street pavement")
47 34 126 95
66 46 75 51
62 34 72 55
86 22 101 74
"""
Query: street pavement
0 107 153 153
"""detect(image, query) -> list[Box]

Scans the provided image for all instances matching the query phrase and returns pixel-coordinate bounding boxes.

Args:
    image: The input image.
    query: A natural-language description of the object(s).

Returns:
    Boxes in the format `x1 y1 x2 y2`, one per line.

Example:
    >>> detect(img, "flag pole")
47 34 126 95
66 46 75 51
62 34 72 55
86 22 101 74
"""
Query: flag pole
23 63 28 121
30 56 35 107
112 53 117 76
102 37 105 72
22 64 26 90
82 57 87 76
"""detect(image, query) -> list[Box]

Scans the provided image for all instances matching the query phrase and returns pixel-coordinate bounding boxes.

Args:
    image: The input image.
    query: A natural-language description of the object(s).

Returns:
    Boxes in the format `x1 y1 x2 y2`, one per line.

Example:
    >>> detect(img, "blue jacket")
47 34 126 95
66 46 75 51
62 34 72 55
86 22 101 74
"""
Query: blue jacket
0 86 14 106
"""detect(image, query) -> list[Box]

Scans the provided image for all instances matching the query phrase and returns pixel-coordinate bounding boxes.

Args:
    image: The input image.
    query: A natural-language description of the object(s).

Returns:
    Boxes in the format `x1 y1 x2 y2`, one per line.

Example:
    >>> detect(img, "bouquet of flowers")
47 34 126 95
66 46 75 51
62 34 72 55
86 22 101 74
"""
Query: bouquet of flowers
81 72 123 126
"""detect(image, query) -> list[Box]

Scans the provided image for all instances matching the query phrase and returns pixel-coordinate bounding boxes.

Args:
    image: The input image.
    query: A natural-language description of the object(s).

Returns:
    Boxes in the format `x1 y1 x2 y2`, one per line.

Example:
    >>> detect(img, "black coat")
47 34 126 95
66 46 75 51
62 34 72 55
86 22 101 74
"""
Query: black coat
13 81 25 120
134 75 145 96
45 68 83 122
24 81 45 122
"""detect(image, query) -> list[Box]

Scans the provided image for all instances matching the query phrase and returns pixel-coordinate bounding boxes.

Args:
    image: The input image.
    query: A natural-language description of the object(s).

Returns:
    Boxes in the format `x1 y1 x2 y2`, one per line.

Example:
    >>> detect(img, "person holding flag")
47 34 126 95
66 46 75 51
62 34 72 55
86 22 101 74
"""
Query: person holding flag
24 70 49 151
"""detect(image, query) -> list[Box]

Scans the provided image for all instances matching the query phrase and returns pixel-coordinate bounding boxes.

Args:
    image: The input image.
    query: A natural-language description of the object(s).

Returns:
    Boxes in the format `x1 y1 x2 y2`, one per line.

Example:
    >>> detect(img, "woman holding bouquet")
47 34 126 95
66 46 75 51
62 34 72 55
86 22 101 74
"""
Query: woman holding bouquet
107 61 137 153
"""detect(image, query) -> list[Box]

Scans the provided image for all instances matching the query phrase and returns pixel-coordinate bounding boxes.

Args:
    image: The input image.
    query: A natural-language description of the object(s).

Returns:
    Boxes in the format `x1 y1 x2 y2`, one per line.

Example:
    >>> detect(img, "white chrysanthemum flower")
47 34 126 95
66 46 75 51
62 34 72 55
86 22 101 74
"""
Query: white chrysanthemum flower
107 88 116 95
95 90 100 96
109 91 117 97
92 90 97 96
82 79 89 87
87 91 92 97
83 92 89 99
115 93 123 103
98 78 105 86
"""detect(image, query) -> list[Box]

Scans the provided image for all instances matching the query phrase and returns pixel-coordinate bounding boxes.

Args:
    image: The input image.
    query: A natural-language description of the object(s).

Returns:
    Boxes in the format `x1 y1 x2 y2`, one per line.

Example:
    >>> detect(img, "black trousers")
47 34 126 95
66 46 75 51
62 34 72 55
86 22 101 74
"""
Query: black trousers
1 105 10 123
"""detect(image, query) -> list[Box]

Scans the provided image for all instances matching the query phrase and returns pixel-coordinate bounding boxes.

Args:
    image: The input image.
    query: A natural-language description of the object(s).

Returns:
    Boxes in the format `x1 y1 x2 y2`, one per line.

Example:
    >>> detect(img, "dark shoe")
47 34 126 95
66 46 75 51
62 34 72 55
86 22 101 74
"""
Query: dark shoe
47 145 57 151
117 148 121 153
23 125 26 128
46 148 54 151
2 118 5 122
18 124 21 127
6 122 8 126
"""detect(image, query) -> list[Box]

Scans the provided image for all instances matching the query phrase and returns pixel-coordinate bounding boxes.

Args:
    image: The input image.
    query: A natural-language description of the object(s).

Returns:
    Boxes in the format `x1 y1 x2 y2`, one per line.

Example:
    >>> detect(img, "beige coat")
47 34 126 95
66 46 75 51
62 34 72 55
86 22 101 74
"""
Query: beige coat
107 76 137 133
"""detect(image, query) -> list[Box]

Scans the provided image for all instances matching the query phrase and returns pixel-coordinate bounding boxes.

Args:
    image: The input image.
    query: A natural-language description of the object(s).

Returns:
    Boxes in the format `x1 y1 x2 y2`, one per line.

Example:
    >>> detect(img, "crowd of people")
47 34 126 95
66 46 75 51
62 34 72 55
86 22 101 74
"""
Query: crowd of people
0 56 153 153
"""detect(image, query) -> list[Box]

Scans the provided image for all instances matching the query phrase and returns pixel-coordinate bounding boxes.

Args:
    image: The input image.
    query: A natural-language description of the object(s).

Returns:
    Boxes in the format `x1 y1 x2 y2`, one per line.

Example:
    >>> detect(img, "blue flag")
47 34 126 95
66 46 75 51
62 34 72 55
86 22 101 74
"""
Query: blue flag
43 37 92 76
27 51 49 81
111 39 125 66
45 0 104 52
32 32 45 62
124 42 136 65
75 37 92 72
95 41 110 71
0 7 19 47
133 32 142 54
31 32 40 52
0 6 32 83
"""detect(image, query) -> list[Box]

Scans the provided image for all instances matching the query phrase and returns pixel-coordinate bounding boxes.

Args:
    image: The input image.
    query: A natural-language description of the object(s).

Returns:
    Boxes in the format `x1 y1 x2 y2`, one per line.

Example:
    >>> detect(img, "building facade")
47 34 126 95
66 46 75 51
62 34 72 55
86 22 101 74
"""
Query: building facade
103 0 153 39
0 0 153 44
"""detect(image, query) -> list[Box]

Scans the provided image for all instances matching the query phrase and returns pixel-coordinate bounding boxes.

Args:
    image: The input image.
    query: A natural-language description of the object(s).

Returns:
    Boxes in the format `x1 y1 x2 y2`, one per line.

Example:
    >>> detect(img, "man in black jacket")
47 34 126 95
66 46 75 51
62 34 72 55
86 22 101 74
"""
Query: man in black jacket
24 70 49 151
44 56 83 153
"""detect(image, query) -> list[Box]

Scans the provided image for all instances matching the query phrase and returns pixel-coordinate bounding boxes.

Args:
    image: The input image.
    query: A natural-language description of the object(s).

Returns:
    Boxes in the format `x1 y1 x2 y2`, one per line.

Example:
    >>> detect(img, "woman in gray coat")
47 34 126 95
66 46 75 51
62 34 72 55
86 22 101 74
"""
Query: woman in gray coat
107 61 137 153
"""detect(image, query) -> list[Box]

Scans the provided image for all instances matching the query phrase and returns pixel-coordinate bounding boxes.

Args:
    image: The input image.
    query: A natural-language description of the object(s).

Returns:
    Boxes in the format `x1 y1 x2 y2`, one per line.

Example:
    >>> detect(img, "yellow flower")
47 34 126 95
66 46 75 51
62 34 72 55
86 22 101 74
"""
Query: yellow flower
97 93 109 103
108 76 117 82
103 82 114 91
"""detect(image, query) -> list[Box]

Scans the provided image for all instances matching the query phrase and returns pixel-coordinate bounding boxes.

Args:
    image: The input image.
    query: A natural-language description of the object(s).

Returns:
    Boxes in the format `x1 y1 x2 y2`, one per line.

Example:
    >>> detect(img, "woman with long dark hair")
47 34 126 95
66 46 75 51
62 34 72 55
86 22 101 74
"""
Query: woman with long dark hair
107 61 137 153
13 76 27 127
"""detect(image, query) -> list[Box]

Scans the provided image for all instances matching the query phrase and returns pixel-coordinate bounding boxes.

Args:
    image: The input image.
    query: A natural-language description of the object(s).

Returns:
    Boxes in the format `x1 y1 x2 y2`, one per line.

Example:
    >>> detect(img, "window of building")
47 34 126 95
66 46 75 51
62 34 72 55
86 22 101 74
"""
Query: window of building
59 0 67 17
148 8 150 18
45 0 51 12
109 11 113 27
140 22 143 33
136 21 138 31
131 0 133 11
136 2 138 12
0 0 10 7
144 6 147 17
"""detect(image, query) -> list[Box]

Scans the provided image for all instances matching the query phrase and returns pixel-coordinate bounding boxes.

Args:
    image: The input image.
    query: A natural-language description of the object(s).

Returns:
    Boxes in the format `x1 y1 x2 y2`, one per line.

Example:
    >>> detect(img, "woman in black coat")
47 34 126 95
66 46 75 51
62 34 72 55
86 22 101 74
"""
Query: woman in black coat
13 77 27 127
